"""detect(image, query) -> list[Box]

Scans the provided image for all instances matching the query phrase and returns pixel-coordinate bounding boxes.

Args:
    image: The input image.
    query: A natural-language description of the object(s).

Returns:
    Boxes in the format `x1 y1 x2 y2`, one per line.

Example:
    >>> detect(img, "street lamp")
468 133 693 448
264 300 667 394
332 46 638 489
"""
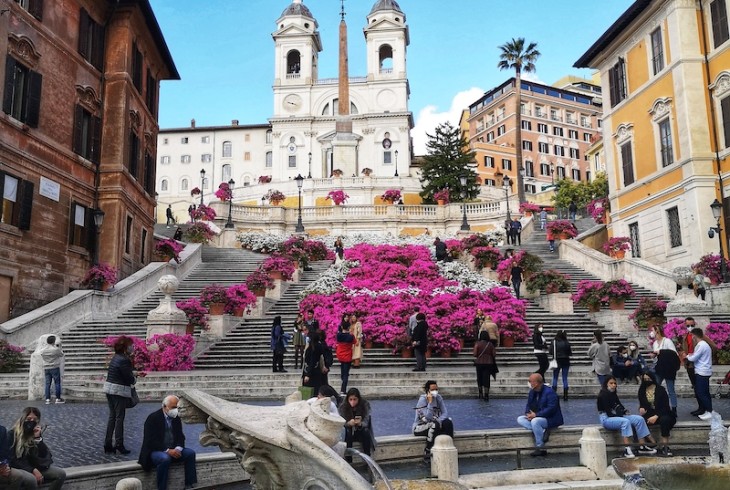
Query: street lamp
459 173 470 231
308 152 312 179
294 174 305 233
394 150 399 177
550 163 555 185
199 168 206 205
92 208 105 265
710 199 729 282
503 175 512 221
225 178 235 228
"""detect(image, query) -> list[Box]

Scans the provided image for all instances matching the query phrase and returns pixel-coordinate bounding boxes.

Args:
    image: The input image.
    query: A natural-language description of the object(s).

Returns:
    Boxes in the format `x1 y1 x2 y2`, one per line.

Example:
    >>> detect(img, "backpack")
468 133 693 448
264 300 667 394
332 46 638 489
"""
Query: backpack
323 344 334 368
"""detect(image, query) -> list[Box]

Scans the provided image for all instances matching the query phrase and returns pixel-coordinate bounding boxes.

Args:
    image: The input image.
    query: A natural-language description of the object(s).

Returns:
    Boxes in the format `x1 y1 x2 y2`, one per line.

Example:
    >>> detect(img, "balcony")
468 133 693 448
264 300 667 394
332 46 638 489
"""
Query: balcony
286 73 301 80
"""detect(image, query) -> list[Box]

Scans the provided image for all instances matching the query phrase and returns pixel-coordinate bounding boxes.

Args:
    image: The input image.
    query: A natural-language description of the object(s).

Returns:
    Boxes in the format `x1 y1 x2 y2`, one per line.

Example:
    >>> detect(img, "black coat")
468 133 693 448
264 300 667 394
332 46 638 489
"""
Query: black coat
638 381 673 418
412 320 428 351
0 425 9 463
7 431 54 472
106 353 135 386
553 338 572 360
138 409 187 471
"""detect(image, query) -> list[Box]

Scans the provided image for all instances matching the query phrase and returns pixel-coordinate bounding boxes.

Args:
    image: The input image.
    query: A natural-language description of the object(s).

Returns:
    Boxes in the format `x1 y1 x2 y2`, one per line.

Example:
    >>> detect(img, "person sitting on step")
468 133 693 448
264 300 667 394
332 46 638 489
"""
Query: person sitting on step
516 373 563 457
339 388 375 462
413 380 453 462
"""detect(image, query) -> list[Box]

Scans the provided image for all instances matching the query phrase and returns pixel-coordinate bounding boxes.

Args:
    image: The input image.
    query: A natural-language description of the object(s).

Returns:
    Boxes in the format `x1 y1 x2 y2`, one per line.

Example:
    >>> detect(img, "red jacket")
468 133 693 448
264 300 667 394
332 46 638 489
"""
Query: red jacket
336 331 355 362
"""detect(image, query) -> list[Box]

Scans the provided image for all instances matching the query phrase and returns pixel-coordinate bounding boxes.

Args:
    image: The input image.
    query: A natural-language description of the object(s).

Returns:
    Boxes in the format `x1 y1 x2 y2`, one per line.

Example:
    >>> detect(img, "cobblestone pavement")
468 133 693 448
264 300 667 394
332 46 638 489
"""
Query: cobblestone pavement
1 396 728 469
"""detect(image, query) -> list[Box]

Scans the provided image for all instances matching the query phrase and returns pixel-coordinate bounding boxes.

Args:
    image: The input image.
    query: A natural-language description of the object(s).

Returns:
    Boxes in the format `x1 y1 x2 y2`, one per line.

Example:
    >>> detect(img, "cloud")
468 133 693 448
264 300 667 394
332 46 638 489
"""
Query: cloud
412 87 485 156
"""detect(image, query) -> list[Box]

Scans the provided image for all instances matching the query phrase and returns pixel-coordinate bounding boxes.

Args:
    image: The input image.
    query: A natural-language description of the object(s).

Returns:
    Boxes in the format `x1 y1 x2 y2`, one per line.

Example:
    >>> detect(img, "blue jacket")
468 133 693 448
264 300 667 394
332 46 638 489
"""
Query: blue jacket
0 425 9 464
523 385 563 428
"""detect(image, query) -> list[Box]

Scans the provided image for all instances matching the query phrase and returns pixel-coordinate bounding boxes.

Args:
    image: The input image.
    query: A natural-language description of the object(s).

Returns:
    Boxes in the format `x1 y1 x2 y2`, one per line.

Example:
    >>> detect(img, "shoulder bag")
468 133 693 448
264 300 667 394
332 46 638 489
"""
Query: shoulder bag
548 341 558 370
127 387 140 408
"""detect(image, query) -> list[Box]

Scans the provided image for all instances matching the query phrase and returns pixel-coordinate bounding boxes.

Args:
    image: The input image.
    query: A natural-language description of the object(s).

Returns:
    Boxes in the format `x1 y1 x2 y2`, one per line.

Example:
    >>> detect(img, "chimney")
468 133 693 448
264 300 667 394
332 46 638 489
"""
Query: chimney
232 119 239 126
190 118 196 128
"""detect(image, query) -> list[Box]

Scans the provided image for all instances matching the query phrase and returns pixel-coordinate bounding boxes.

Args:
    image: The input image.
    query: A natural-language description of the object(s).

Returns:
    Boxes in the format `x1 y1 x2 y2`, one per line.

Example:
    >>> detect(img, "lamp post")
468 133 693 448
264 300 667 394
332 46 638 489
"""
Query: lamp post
394 150 399 177
710 199 729 283
503 175 512 221
199 168 206 205
550 163 555 185
294 174 305 233
307 152 312 179
225 178 235 228
92 208 105 265
459 173 470 231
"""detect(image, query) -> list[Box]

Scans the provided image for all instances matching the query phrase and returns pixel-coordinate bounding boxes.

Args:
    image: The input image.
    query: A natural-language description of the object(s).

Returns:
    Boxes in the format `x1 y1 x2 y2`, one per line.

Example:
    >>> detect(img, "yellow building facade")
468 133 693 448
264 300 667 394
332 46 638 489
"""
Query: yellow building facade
576 0 730 268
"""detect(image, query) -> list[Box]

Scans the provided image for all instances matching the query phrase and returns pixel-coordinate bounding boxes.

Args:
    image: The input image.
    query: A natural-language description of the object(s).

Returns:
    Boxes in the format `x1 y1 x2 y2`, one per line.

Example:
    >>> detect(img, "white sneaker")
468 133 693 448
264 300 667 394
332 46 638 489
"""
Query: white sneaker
622 447 635 458
55 398 65 404
45 399 51 405
698 411 713 420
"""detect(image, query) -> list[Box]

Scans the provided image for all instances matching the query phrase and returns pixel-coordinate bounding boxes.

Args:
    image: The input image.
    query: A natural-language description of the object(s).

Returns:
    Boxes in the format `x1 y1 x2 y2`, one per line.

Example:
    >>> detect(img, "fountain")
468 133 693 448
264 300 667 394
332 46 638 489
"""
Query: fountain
178 389 467 489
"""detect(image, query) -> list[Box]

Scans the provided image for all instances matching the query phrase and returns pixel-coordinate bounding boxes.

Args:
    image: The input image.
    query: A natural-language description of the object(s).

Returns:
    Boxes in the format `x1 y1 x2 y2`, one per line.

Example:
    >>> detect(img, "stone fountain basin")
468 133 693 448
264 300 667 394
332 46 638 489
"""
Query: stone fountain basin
375 481 466 490
613 456 730 490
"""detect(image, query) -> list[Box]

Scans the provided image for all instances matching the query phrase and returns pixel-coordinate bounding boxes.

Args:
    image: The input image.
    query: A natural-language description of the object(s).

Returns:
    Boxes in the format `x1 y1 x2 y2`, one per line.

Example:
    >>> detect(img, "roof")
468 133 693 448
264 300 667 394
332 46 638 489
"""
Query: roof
369 0 405 17
574 0 652 68
281 0 315 20
159 123 271 134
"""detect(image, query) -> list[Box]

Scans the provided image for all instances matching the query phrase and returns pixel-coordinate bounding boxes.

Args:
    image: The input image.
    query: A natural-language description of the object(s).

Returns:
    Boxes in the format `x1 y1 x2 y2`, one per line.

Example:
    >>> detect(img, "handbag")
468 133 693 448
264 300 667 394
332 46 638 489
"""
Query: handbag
548 341 558 369
127 387 139 408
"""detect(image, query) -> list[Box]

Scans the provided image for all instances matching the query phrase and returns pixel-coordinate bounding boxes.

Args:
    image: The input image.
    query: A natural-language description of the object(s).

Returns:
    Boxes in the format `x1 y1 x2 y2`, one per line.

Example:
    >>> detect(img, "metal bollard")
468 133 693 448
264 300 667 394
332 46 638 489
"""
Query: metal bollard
430 435 458 481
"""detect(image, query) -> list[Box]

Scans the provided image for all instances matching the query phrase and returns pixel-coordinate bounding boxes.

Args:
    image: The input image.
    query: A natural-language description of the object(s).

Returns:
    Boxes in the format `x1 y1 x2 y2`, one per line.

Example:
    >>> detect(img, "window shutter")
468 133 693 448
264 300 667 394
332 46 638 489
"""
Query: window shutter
86 205 95 251
721 96 730 149
92 22 106 71
18 180 34 230
72 105 83 155
68 202 76 245
78 9 90 59
29 0 44 21
91 114 102 164
26 70 42 128
3 57 16 115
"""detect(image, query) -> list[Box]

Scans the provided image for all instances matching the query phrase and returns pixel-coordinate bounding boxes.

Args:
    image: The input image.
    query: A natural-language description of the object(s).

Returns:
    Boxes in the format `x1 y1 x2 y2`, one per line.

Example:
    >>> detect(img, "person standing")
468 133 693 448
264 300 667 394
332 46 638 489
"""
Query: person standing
336 321 355 394
302 331 328 397
433 237 447 261
568 201 578 221
334 237 344 262
683 327 714 420
638 371 676 456
516 374 564 457
408 306 421 341
511 261 524 300
587 329 611 386
539 208 548 230
532 324 549 378
165 205 174 227
292 313 307 370
551 330 572 401
479 315 500 348
413 380 453 462
473 308 486 339
411 312 428 372
546 227 555 253
103 336 136 455
138 395 198 490
650 324 680 416
473 331 496 401
349 313 363 368
40 336 65 405
304 309 320 338
511 218 523 246
270 316 290 373
681 317 717 409
504 218 514 245
7 407 66 489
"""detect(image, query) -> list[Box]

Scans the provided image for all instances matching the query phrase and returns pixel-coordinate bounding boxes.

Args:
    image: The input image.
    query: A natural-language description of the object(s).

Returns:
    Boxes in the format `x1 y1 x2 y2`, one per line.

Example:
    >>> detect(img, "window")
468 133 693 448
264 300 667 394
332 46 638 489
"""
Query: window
621 142 635 186
3 57 42 127
163 138 168 145
570 148 580 159
222 141 232 157
521 120 532 130
658 118 674 167
243 177 250 186
486 131 495 142
569 129 578 139
566 112 576 124
128 130 139 179
711 0 730 48
140 228 147 263
522 140 533 151
650 28 664 74
485 179 496 186
15 0 43 20
525 160 534 177
535 106 544 118
72 105 101 163
484 156 495 168
497 125 506 136
525 184 536 193
161 156 170 164
181 155 191 164
287 50 301 75
540 163 550 176
556 166 566 179
222 164 231 181
78 9 105 71
609 58 627 107
125 216 133 255
1 172 33 230
667 207 682 248
266 130 272 143
146 71 156 115
245 134 250 142
722 95 730 148
181 178 188 191
584 133 592 142
181 137 188 144
581 115 591 128
160 179 168 191
629 222 641 258
288 155 297 167
572 168 581 181
553 127 564 137
69 202 91 248
537 123 548 134
550 108 561 121
554 145 565 156
538 142 549 153
201 154 211 163
132 42 143 92
383 151 392 164
586 170 591 181
266 151 273 167
244 152 251 161
201 136 210 143
202 178 209 190
502 159 512 171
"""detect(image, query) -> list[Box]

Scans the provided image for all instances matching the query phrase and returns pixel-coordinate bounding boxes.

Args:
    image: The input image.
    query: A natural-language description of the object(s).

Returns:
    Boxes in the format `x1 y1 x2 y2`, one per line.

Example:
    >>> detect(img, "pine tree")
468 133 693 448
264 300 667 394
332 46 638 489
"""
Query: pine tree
419 122 478 203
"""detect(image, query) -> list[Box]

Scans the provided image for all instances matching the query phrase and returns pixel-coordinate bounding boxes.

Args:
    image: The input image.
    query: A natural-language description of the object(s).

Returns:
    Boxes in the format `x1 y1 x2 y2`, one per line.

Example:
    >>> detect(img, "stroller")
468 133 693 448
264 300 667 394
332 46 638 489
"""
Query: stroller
715 370 730 399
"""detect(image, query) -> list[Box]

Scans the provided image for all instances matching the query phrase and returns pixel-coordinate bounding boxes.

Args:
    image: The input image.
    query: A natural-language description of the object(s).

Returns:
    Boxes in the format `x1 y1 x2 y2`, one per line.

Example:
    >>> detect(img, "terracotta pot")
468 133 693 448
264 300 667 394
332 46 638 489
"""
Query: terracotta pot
609 299 625 310
440 348 452 358
101 282 111 292
270 271 283 281
252 288 266 297
610 250 626 260
587 304 601 313
524 211 533 217
559 232 571 240
208 303 226 315
186 323 195 335
364 340 374 349
426 348 433 359
401 346 413 358
458 338 465 349
437 199 446 206
501 335 515 348
232 307 245 317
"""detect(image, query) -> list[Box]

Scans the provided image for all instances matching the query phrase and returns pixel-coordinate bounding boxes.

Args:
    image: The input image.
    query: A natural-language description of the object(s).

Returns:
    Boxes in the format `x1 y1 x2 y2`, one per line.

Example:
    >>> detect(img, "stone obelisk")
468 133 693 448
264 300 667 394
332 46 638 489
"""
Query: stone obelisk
331 0 358 176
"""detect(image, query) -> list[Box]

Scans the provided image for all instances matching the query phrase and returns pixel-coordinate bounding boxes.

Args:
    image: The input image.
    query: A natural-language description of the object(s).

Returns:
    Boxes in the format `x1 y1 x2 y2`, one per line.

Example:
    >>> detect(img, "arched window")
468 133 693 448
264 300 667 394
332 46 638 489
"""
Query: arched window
222 164 231 181
322 103 330 115
266 129 272 143
243 176 251 187
266 151 273 167
181 178 189 191
160 179 168 191
222 141 232 158
287 50 301 75
379 45 393 73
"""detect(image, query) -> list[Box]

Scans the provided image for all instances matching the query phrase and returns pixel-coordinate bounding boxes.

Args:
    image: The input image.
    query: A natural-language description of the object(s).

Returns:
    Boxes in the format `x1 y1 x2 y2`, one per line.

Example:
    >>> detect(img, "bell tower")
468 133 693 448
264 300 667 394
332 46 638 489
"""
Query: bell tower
364 0 409 81
272 0 322 91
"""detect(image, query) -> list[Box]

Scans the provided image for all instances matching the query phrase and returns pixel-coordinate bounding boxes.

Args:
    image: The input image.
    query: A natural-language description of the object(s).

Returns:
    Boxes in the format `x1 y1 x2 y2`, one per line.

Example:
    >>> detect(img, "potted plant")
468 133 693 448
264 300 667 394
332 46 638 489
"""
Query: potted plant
496 250 543 283
381 189 402 204
391 332 414 358
587 198 608 224
214 182 233 201
571 280 605 312
264 189 286 205
518 202 541 216
361 168 373 177
498 317 532 347
470 246 502 270
81 263 118 291
629 297 667 330
326 189 350 206
602 236 631 259
261 254 295 281
0 339 25 373
443 239 464 260
258 175 272 184
601 279 635 309
433 189 450 205
693 253 730 285
190 187 201 197
706 322 730 364
185 221 216 244
225 284 258 316
245 269 275 296
175 298 209 333
547 219 578 239
200 284 228 315
155 238 184 263
461 234 493 252
525 270 571 294
192 204 217 221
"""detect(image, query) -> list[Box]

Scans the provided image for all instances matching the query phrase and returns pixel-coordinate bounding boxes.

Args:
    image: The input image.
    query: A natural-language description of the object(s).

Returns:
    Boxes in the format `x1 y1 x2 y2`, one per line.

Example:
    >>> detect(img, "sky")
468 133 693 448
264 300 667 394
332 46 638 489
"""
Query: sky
148 0 635 154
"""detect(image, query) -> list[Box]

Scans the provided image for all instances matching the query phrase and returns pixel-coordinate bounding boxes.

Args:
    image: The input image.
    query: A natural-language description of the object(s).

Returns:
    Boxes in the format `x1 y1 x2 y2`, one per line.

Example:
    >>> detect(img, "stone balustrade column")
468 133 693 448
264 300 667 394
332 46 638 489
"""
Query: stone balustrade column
579 427 607 479
430 434 458 481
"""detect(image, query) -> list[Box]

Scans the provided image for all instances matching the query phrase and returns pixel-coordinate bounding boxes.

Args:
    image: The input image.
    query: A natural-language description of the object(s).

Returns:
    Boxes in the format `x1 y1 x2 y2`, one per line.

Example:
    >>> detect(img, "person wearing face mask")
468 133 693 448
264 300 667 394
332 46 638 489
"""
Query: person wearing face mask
7 407 66 489
517 373 563 457
103 336 136 455
627 341 647 375
532 324 550 377
680 318 717 416
611 346 640 384
587 329 611 386
413 380 454 462
649 325 680 417
638 371 676 456
138 395 198 490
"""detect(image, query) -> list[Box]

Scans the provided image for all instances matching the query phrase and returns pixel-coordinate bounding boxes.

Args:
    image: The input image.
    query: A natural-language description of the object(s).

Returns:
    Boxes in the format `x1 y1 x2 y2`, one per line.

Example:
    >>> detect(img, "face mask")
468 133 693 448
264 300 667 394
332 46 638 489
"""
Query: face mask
629 345 636 351
166 408 179 419
430 390 438 397
538 327 543 333
622 353 629 358
23 420 37 434
608 386 616 393
649 332 656 339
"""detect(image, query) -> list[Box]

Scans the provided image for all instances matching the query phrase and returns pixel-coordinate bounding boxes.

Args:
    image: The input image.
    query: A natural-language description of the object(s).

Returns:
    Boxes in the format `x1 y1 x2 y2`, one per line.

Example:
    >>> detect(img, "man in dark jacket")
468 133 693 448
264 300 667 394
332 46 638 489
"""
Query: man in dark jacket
411 313 428 372
138 395 197 490
516 374 564 457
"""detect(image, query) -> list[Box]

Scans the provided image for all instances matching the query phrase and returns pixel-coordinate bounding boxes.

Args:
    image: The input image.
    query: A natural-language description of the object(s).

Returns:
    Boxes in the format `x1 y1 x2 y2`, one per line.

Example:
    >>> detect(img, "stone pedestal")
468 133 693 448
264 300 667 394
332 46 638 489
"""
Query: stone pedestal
116 478 142 490
244 297 265 318
203 315 239 339
589 310 632 335
145 275 188 339
482 269 498 282
430 435 458 481
265 279 284 300
538 293 574 314
666 266 712 326
28 333 63 401
579 427 607 478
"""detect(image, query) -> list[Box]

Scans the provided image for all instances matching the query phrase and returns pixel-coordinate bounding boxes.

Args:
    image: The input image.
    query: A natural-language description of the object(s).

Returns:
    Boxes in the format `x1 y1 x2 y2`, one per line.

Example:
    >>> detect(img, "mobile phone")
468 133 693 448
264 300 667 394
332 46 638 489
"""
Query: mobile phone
354 415 362 421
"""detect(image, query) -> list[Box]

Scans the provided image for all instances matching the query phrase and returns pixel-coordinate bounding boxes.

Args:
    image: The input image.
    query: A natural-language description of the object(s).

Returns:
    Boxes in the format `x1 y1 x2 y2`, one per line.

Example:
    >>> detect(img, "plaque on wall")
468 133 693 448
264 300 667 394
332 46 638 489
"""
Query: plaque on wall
39 176 60 202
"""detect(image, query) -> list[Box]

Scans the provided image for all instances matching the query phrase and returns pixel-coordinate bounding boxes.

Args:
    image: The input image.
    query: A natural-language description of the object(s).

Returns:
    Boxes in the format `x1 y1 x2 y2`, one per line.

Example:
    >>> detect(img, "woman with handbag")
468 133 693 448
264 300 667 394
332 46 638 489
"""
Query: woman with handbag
551 330 572 401
532 324 550 377
103 336 136 455
473 331 496 401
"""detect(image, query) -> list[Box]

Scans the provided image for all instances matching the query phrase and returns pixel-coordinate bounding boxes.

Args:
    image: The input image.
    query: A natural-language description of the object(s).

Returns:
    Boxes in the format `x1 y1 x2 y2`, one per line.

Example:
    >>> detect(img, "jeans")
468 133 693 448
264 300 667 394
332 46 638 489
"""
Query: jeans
150 448 197 490
105 394 128 447
44 367 61 400
549 240 555 252
517 415 548 448
340 361 351 393
512 279 522 299
415 348 426 371
596 373 610 387
552 360 570 389
694 374 713 413
654 373 677 408
12 465 66 490
599 413 650 439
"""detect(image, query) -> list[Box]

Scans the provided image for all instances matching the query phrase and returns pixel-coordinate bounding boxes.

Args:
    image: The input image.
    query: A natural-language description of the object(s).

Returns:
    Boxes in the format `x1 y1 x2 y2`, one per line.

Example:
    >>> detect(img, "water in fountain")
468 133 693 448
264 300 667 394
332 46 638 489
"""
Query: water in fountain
708 411 728 464
345 448 394 490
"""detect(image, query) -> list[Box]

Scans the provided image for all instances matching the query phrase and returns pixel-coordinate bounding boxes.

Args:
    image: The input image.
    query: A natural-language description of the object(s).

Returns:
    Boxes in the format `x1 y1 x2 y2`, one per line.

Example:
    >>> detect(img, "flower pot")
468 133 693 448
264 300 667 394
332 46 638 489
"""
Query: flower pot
458 338 465 349
101 282 111 292
501 335 515 348
610 250 626 260
426 347 433 359
208 303 226 315
587 304 601 313
232 307 245 317
401 346 413 358
437 199 446 206
559 232 571 240
440 348 452 358
609 299 625 310
252 288 266 297
186 323 195 335
364 340 374 349
270 271 283 281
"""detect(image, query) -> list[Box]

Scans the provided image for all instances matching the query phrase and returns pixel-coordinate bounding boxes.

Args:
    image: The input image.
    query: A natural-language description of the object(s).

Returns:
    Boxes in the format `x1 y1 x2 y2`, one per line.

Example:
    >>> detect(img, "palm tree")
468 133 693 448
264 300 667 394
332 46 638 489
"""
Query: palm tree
498 38 540 204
